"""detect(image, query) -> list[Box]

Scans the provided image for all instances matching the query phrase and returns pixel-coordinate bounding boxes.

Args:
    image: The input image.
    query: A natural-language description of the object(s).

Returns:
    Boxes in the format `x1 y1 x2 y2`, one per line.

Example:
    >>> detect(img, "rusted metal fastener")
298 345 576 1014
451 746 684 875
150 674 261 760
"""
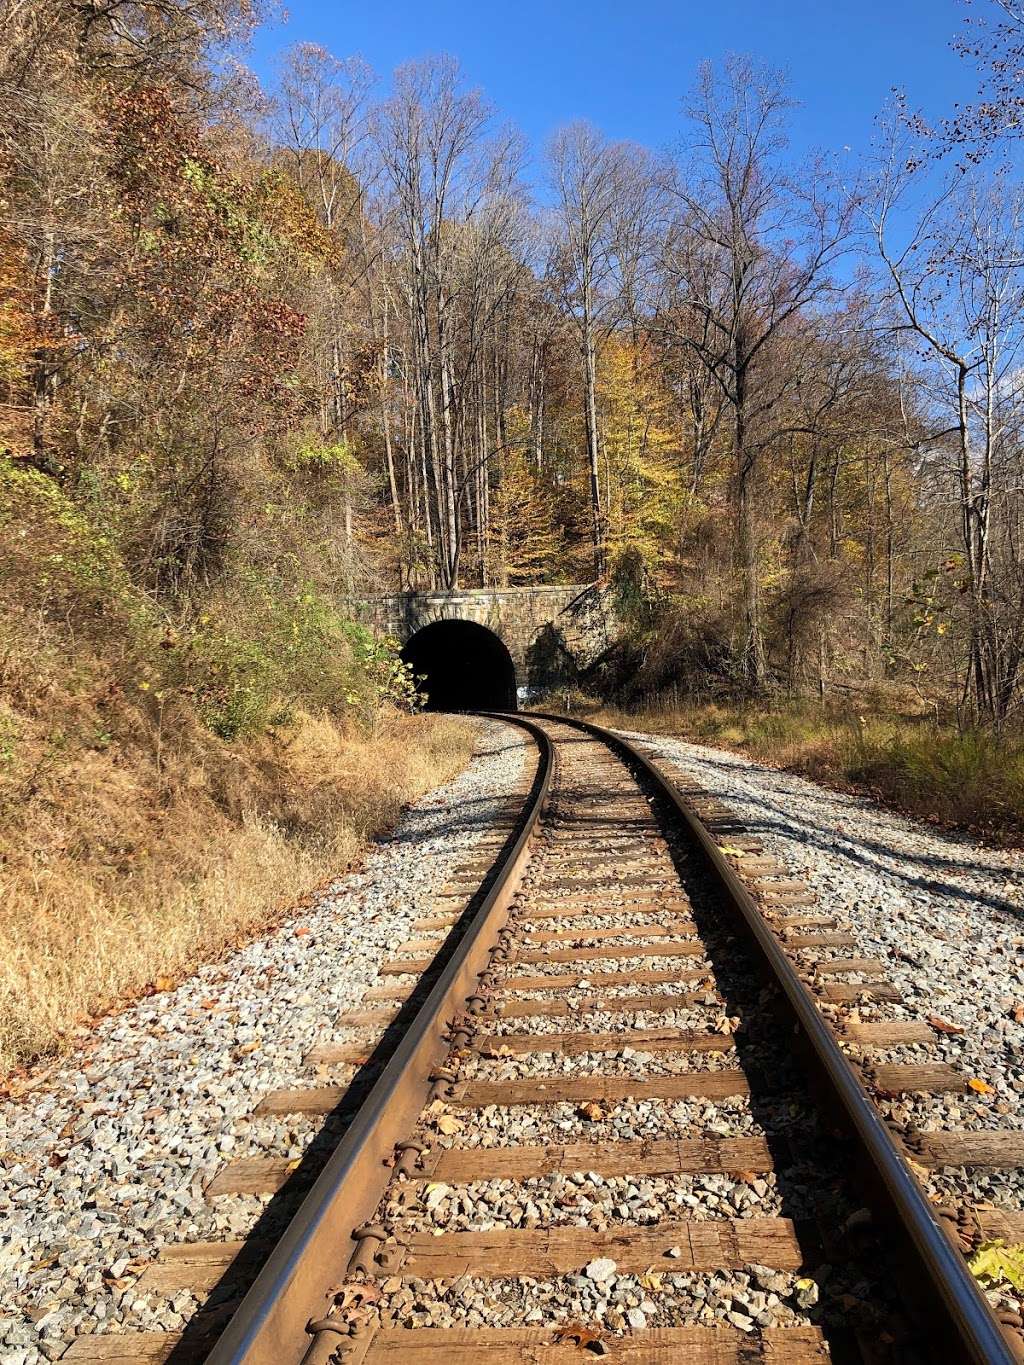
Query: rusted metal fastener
301 1314 354 1365
347 1224 388 1276
446 1015 476 1049
934 1206 974 1253
347 1224 403 1276
465 994 491 1015
394 1138 427 1176
997 1315 1024 1364
428 1066 458 1100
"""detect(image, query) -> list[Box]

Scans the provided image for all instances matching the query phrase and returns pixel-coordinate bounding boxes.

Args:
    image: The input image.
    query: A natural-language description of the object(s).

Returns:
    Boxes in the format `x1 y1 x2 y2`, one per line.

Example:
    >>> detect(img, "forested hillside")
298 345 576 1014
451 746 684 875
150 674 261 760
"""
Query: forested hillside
4 0 1024 1064
6 0 1024 716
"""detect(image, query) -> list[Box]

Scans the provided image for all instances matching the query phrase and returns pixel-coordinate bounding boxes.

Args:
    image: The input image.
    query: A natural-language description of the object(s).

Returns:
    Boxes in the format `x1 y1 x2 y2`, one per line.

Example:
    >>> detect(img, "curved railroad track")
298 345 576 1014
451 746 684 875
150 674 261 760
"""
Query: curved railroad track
67 713 1024 1364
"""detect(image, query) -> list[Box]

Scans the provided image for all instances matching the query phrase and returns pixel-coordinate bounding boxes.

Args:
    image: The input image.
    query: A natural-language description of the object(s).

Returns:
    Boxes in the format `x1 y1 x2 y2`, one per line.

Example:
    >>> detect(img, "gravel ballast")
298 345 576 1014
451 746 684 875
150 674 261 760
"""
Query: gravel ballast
0 718 531 1364
625 731 1024 1232
624 732 1024 1106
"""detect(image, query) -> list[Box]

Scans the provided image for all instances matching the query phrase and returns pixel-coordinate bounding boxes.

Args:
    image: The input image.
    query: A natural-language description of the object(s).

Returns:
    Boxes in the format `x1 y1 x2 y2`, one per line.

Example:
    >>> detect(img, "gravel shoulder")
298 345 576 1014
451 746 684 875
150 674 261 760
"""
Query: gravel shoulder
0 718 532 1364
621 729 1024 1201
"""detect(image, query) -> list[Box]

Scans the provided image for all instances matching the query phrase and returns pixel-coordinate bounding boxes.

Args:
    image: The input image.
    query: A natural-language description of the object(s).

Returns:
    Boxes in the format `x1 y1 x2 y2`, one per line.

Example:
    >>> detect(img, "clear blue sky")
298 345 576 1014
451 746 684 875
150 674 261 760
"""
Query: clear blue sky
249 0 976 165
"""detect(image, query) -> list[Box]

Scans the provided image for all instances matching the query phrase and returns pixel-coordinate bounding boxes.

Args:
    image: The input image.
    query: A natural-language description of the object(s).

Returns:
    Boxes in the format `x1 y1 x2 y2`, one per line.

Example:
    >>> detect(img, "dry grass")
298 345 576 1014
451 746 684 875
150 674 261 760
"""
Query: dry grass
0 701 475 1078
577 695 1024 845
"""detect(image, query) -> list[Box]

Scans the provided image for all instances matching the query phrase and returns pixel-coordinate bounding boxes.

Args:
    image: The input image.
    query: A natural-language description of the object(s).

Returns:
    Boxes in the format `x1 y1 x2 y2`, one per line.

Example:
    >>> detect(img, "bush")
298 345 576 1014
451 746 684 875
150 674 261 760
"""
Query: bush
181 577 415 739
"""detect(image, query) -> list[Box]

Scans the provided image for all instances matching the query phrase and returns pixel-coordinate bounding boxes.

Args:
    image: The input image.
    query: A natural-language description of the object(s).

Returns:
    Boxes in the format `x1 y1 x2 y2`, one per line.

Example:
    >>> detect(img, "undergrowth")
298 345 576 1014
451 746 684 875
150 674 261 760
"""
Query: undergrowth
0 457 476 1077
573 693 1024 843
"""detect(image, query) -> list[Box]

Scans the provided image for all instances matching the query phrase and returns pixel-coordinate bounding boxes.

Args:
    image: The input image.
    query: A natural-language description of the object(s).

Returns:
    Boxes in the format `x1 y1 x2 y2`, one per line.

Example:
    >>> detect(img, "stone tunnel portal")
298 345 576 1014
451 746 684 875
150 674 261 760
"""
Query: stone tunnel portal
401 619 517 712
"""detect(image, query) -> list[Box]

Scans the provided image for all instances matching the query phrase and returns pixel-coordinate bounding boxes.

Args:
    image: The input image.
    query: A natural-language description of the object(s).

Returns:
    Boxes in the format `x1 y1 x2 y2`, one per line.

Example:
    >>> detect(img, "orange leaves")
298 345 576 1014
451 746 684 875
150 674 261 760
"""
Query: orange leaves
553 1323 607 1353
968 1077 996 1095
927 1014 963 1035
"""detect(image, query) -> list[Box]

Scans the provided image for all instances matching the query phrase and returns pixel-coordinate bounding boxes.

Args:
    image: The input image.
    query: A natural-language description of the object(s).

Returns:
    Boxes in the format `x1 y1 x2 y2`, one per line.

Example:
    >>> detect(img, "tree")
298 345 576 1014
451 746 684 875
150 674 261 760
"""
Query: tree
546 121 660 575
871 123 1024 720
661 57 852 686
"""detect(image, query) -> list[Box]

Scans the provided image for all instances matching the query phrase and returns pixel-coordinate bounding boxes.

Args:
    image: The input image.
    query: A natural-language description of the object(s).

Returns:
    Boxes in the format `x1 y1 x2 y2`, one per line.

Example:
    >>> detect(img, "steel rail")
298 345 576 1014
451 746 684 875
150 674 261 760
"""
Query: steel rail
533 710 1014 1365
206 714 554 1365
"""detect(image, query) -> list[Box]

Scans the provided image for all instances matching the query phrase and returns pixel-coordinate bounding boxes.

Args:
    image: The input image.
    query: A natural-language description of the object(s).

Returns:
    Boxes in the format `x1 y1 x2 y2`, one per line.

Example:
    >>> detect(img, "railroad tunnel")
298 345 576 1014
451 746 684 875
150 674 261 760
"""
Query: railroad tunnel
401 619 518 711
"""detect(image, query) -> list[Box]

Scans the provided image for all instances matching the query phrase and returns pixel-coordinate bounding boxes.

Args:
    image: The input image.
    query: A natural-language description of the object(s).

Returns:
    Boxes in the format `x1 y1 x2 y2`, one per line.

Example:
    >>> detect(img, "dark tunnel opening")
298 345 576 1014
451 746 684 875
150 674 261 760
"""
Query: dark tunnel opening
401 619 518 711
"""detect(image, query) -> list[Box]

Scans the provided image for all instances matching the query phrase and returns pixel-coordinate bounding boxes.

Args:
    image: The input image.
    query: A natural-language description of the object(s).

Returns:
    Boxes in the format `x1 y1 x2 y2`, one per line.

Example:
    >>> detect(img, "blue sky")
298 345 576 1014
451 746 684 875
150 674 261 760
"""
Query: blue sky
249 0 977 167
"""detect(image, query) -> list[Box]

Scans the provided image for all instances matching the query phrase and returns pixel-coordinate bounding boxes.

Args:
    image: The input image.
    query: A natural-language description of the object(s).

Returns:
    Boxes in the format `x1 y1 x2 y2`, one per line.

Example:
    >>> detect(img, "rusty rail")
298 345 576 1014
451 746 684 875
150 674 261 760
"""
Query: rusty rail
206 715 553 1365
537 710 1015 1365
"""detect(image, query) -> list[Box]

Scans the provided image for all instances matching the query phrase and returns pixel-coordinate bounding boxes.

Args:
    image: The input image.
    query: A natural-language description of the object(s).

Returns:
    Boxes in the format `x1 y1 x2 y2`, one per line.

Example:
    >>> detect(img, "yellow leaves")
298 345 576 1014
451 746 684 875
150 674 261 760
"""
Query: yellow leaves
968 1240 1024 1292
435 1114 463 1136
795 1276 816 1292
639 1268 664 1292
968 1078 996 1095
578 1102 605 1122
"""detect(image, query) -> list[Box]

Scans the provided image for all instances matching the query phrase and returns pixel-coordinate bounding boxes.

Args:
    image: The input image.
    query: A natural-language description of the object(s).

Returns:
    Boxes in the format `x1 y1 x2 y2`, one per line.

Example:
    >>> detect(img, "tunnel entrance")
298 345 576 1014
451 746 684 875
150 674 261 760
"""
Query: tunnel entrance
401 619 517 711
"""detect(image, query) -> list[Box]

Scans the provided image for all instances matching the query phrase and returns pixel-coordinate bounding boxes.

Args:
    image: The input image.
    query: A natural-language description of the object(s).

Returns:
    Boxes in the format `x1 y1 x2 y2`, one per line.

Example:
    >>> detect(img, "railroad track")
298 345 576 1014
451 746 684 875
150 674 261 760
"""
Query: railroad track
64 714 1024 1364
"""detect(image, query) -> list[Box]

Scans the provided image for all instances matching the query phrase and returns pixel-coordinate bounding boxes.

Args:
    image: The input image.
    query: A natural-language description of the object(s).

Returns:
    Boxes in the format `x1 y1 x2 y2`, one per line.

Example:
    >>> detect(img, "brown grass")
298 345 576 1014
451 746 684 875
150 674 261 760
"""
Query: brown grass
0 700 475 1078
571 694 1024 846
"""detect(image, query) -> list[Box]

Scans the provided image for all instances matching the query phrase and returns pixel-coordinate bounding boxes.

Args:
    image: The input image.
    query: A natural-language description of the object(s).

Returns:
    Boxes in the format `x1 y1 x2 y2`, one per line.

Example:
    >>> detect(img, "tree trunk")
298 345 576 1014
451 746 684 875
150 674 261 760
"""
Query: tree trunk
733 359 765 687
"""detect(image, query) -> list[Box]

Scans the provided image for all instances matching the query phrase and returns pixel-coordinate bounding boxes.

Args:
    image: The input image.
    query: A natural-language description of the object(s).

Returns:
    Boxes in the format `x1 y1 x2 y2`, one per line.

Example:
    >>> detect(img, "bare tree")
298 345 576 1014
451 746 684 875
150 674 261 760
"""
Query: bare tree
661 57 852 686
871 124 1024 719
546 122 660 574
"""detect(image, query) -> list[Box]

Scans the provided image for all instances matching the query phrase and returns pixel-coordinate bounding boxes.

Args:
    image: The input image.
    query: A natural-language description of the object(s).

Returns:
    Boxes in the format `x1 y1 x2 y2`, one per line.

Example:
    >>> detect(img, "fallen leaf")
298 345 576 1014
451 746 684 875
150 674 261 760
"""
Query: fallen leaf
639 1269 664 1291
334 1282 382 1310
927 1015 963 1035
1012 1003 1024 1024
436 1114 463 1135
553 1322 606 1352
730 1170 758 1183
969 1239 1024 1291
236 1040 261 1055
294 926 311 938
578 1102 605 1122
969 1078 996 1095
